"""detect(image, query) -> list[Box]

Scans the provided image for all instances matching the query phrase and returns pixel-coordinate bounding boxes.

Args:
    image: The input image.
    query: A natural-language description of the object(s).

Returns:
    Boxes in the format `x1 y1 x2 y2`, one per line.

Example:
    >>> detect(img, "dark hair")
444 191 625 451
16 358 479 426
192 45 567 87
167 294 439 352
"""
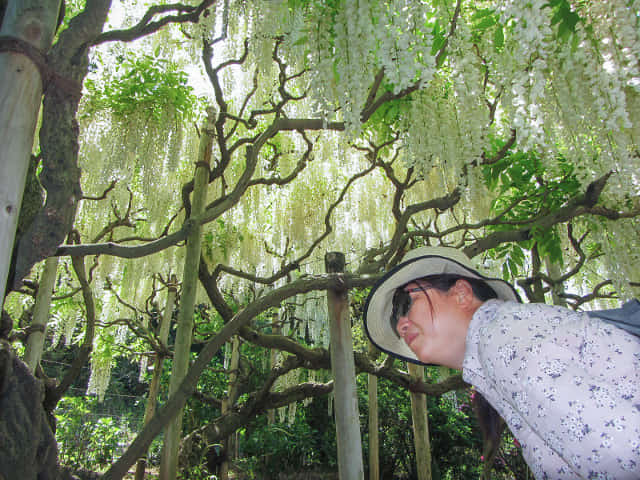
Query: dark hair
417 273 498 301
473 391 506 478
391 274 503 472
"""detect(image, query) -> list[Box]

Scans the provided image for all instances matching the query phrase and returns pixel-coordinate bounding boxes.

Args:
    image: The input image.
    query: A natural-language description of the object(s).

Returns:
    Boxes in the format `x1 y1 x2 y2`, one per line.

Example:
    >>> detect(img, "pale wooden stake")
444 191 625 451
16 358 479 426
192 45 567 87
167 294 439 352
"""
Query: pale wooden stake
24 256 59 372
159 108 215 480
367 342 380 480
408 363 432 480
326 252 364 480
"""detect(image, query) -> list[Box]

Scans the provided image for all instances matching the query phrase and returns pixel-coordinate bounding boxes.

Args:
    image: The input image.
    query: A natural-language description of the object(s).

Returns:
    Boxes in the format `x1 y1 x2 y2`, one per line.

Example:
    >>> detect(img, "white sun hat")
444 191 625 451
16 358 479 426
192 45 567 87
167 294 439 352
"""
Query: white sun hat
363 246 520 364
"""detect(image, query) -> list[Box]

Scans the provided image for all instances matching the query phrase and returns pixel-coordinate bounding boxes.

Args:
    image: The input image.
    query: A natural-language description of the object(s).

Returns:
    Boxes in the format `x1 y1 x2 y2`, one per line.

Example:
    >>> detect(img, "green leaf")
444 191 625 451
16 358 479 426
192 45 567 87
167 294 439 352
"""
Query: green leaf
548 0 582 41
502 261 510 281
511 246 525 267
508 259 519 277
494 25 504 50
475 16 497 30
431 19 446 56
471 8 495 21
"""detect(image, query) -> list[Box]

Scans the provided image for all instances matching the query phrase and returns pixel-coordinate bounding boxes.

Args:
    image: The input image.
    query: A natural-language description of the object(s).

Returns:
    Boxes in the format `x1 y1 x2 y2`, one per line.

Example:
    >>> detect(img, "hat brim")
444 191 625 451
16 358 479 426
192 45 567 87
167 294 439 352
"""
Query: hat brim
363 253 520 365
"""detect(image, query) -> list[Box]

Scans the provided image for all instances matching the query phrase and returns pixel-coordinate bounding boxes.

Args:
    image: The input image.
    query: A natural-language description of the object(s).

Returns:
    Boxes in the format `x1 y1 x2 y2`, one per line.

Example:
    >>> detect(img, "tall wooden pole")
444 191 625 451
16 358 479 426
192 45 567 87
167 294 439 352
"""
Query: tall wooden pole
0 0 62 308
325 252 364 480
23 256 59 372
367 342 380 480
159 108 215 480
408 363 432 480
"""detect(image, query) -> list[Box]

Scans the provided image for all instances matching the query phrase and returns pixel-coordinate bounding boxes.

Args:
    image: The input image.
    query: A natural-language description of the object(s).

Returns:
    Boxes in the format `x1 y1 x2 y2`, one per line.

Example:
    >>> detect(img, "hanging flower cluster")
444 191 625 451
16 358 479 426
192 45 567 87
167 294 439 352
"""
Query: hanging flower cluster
495 0 553 151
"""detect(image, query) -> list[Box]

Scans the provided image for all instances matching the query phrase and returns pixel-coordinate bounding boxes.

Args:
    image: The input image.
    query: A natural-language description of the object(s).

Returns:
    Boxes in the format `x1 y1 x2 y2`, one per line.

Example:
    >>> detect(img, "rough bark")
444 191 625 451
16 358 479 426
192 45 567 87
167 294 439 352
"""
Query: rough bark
0 340 59 480
10 0 111 291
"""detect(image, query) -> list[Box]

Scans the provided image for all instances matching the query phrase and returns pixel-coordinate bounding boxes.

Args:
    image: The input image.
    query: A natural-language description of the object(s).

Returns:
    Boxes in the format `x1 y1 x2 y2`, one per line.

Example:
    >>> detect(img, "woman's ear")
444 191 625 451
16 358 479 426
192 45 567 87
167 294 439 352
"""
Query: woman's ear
452 279 485 317
452 279 475 308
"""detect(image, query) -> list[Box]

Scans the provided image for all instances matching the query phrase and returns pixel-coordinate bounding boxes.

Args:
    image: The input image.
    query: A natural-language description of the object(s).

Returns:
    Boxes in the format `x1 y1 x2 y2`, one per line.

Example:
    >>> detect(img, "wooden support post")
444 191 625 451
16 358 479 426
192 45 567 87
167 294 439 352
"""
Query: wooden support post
325 252 364 480
23 256 59 372
408 363 432 480
159 108 215 480
367 342 380 480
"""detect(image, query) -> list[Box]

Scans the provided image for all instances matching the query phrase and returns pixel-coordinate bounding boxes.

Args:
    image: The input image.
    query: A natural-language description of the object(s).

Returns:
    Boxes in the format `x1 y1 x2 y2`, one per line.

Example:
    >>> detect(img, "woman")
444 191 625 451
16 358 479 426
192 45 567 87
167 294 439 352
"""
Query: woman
363 246 640 479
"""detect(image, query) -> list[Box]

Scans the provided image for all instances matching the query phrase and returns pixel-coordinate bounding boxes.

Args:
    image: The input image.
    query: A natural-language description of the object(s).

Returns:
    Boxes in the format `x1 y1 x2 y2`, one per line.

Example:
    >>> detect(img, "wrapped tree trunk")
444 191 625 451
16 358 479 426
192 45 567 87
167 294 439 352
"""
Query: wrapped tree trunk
23 256 58 372
135 275 177 480
159 109 215 480
325 252 364 480
0 0 61 307
529 244 546 303
545 248 568 307
408 363 432 480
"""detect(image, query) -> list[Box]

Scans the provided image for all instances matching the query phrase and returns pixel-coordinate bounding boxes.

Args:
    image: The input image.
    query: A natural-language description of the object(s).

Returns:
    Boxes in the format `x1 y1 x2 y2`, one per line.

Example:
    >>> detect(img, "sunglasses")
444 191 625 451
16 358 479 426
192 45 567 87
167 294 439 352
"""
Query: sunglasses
390 286 431 338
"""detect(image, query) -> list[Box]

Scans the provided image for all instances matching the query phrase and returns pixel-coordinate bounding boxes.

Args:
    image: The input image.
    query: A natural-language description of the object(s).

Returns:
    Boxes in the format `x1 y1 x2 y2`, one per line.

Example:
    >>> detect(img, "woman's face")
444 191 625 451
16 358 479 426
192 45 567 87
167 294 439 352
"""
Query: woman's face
394 281 477 368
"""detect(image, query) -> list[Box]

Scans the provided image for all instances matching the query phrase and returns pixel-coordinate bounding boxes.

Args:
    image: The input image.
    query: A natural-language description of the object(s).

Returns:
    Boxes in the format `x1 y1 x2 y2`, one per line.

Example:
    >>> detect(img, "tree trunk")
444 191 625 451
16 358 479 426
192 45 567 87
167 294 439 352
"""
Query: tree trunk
23 256 58 372
135 276 177 480
159 109 215 480
367 342 379 480
12 1 110 294
545 253 568 307
529 244 546 303
325 251 364 480
0 0 61 308
219 335 240 480
408 363 432 480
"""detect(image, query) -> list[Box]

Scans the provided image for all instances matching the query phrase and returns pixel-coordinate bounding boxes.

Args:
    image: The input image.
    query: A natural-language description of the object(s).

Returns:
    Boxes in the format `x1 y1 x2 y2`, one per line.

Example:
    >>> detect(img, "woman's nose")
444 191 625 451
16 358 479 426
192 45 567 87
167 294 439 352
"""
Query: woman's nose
396 315 409 337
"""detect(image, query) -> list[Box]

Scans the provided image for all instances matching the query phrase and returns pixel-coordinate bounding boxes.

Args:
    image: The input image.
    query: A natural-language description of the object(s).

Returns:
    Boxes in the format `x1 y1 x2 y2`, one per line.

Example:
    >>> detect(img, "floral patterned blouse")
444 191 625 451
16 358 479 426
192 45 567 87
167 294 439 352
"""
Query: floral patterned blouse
463 299 640 479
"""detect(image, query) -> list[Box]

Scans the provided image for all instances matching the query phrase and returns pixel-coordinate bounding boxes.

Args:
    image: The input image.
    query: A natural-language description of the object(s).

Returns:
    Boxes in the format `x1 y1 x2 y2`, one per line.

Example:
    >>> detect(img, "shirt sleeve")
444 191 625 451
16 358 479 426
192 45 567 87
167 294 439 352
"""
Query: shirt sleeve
475 302 640 480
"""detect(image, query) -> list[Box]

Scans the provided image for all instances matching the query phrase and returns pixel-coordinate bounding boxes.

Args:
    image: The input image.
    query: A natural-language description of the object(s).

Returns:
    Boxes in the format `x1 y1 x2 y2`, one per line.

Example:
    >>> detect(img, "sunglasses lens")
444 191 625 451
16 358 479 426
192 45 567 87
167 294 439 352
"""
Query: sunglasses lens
391 289 412 338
